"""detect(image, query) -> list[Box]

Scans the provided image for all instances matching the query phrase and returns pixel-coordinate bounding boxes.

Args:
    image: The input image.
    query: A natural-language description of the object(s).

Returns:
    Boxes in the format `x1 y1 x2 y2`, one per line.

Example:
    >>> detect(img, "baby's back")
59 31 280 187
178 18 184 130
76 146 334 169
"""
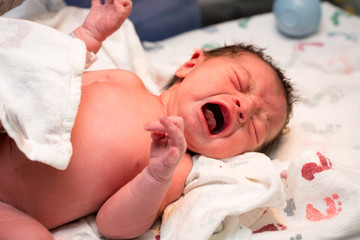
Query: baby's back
0 70 164 229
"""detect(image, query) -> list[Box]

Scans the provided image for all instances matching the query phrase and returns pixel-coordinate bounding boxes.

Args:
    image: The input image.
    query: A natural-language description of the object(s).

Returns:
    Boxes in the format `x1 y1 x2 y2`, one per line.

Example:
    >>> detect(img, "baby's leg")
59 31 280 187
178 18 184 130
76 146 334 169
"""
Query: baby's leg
0 201 53 240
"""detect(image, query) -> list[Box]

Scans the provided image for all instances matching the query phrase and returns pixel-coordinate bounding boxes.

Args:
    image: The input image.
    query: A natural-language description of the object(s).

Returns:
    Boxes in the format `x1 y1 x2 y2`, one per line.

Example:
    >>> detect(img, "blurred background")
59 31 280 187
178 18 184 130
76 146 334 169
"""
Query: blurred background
2 0 359 40
62 0 359 41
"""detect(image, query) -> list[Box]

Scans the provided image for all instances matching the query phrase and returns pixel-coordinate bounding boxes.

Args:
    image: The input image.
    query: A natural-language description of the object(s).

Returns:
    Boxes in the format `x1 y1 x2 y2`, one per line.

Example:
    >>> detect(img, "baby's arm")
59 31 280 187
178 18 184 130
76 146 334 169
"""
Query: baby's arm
72 0 132 54
96 116 187 239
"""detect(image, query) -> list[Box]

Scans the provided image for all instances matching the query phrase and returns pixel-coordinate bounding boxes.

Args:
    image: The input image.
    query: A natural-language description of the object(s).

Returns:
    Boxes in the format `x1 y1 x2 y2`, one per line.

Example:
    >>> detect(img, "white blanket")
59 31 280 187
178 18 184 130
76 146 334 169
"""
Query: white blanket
0 17 85 170
159 150 360 240
160 153 285 240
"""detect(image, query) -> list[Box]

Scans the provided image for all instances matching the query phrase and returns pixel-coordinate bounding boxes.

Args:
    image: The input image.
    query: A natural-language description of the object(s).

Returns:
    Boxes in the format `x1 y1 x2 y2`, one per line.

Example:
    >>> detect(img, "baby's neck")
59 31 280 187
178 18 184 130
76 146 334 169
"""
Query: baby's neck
159 90 171 116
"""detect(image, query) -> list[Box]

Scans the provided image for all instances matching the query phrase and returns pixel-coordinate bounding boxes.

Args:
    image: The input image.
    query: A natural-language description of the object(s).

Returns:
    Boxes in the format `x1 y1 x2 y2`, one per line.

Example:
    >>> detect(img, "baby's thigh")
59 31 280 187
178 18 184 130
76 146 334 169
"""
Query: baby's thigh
0 201 53 240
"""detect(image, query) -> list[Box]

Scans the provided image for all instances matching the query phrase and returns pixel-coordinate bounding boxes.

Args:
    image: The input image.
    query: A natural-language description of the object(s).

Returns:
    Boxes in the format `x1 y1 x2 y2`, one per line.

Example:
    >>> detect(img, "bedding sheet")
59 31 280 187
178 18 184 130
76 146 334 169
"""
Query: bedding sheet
4 1 360 239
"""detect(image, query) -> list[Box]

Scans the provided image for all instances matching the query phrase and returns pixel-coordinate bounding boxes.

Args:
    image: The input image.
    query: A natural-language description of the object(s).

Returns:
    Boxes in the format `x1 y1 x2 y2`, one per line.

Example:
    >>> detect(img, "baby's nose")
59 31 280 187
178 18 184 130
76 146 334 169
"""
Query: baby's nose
235 97 253 124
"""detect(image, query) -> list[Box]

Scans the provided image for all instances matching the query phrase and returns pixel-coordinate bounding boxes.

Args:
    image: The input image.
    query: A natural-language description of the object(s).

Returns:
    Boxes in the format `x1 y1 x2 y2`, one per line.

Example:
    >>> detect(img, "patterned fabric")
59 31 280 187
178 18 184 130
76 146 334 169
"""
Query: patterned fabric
250 150 360 240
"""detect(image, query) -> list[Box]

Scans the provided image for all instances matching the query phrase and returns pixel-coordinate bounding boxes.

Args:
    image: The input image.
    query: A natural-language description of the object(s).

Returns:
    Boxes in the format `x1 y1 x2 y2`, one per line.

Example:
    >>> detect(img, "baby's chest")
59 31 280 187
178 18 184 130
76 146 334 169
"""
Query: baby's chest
72 86 157 174
72 80 164 179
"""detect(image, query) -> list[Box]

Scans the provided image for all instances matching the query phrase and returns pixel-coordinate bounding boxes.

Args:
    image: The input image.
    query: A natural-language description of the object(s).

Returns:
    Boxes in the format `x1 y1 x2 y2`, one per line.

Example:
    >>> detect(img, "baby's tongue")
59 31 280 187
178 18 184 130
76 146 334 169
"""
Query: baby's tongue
203 108 216 133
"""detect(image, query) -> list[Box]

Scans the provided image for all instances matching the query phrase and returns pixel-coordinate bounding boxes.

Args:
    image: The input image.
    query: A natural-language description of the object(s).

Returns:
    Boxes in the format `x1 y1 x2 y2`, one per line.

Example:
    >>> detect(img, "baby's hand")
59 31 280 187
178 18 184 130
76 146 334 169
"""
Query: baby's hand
144 116 187 182
82 0 132 42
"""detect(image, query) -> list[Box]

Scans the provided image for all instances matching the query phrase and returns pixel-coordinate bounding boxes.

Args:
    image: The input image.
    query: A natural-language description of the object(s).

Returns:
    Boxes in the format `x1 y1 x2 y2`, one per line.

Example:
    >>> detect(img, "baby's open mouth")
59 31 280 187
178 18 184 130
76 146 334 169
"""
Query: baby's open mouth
202 103 225 135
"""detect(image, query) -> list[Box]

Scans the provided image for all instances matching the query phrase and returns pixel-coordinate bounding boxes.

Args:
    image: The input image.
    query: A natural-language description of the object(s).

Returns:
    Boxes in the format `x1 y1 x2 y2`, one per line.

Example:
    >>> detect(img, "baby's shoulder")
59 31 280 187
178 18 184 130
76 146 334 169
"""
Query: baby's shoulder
82 69 145 89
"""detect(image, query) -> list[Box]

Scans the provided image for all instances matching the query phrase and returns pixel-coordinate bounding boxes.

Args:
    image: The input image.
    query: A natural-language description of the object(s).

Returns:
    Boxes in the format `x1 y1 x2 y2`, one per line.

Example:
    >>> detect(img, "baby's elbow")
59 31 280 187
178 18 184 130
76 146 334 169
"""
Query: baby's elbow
96 211 151 239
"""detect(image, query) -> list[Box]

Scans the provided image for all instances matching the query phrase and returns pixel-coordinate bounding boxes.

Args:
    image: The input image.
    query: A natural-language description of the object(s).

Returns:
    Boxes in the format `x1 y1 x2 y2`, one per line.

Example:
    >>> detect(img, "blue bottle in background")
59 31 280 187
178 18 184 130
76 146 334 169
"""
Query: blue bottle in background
273 0 322 38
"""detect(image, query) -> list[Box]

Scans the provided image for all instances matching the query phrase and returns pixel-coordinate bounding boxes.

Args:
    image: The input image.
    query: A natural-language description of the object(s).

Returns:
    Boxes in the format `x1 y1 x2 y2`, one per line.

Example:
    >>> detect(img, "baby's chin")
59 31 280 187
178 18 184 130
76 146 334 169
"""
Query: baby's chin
184 131 248 158
186 144 245 159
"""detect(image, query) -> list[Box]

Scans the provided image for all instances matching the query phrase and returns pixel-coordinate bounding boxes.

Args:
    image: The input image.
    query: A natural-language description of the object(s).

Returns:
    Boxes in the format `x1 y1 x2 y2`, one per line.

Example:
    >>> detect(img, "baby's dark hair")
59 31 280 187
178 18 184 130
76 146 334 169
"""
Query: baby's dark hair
166 43 296 155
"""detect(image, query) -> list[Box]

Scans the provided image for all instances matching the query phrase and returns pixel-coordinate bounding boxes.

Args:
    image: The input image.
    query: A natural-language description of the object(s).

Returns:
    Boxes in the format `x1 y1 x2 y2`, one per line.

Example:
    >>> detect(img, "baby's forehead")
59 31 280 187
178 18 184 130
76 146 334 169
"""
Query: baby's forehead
231 53 280 80
235 52 273 66
217 53 275 72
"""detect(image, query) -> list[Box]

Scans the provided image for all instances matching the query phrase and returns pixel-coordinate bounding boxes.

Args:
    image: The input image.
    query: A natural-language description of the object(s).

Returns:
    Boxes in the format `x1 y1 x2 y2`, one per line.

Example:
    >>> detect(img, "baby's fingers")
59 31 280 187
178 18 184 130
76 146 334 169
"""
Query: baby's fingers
144 116 183 133
161 116 185 133
114 0 132 8
159 116 186 151
159 116 183 136
144 116 186 150
144 121 166 133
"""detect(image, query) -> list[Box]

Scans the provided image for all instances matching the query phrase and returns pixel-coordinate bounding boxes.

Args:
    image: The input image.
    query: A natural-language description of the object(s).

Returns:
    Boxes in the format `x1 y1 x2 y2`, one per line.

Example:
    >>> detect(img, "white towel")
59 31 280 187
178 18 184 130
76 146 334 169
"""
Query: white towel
0 17 85 170
160 153 286 240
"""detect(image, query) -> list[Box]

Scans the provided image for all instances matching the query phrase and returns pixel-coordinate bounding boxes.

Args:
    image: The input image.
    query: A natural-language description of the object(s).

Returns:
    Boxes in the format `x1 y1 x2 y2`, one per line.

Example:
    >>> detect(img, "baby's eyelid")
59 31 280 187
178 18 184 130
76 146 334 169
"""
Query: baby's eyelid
234 70 243 92
242 68 252 93
236 70 252 93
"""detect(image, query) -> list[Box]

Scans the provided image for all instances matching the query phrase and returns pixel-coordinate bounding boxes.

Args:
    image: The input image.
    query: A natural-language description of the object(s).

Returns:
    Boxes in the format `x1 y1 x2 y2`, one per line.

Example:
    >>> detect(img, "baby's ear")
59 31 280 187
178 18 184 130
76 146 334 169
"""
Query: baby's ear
175 49 205 78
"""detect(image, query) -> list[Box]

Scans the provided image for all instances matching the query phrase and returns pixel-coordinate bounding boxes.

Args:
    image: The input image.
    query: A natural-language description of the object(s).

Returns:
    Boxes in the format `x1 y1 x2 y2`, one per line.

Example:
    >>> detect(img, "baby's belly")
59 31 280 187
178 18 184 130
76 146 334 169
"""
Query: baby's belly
0 134 149 229
0 81 157 228
0 118 150 229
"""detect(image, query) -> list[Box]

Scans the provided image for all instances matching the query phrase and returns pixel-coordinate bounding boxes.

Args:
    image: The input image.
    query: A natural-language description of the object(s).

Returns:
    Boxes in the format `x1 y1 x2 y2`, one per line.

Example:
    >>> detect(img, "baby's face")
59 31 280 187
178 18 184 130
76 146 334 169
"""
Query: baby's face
168 53 287 158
